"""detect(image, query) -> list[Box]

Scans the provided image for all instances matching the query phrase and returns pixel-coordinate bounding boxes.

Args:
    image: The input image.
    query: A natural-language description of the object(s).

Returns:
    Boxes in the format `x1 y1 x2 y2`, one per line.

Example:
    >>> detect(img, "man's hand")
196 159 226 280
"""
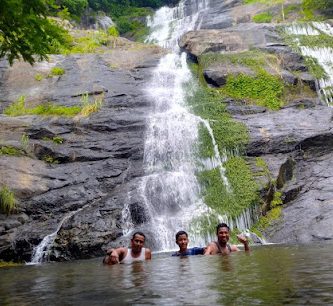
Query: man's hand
110 251 119 264
237 234 250 251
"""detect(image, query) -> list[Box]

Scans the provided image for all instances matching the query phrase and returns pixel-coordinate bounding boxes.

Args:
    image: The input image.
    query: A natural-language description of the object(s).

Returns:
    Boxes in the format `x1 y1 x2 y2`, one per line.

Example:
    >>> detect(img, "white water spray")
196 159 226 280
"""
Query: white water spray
286 22 333 107
121 0 258 251
30 205 87 264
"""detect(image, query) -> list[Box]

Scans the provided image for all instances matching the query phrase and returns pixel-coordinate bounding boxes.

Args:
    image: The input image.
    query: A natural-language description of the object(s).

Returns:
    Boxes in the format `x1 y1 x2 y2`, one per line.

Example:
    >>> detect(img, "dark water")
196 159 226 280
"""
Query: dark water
1 243 333 305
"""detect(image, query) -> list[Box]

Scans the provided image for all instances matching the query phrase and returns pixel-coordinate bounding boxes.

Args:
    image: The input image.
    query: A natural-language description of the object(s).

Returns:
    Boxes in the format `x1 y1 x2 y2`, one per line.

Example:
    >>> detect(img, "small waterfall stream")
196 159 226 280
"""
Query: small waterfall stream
285 22 333 106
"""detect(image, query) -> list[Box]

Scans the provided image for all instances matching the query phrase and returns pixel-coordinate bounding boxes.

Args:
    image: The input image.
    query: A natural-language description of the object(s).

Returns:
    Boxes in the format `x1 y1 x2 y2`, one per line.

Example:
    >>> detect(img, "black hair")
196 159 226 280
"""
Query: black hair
175 230 188 240
216 223 230 234
132 231 145 240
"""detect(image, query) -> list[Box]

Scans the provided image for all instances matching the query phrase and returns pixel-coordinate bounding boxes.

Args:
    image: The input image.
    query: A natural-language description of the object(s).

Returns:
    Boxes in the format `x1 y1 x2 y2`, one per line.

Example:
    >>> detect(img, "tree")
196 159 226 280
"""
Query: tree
56 0 88 17
0 0 69 65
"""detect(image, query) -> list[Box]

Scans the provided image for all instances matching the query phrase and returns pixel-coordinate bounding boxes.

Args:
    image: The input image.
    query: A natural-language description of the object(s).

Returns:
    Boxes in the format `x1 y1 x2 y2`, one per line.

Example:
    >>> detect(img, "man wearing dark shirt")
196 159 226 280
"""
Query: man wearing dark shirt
172 230 205 256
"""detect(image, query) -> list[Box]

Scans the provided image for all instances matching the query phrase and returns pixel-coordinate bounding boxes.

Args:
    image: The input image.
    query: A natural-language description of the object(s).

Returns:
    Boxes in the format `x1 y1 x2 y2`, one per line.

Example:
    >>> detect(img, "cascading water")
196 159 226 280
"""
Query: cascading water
285 22 333 107
30 205 87 264
121 0 258 251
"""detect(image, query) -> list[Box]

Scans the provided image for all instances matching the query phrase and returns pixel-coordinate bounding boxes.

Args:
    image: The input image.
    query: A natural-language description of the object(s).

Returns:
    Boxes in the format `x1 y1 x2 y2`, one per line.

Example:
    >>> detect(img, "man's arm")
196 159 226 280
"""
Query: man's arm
236 234 250 252
204 243 216 255
103 247 126 265
145 248 152 260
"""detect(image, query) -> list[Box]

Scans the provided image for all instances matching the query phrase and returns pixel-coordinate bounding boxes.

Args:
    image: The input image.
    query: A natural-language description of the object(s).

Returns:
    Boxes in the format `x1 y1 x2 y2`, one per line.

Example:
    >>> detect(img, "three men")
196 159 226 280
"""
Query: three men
103 231 152 265
103 223 249 264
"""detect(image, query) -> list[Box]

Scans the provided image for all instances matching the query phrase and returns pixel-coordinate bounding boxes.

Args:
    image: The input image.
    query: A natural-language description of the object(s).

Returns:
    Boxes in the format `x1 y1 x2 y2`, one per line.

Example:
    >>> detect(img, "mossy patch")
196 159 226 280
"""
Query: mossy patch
222 72 285 110
197 157 259 219
0 146 24 156
253 12 273 23
4 97 81 117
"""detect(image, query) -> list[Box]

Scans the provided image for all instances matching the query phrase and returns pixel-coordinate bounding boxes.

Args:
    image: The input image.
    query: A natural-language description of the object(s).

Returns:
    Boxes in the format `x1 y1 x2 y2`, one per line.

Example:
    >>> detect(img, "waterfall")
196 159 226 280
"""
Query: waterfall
30 206 87 264
120 0 258 251
285 22 333 107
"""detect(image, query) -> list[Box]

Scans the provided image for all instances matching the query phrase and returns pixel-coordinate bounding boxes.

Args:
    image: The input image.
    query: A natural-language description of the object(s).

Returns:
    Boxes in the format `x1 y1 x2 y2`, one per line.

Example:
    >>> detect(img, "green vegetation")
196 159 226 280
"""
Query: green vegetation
3 95 104 118
43 155 59 164
223 72 284 110
0 260 22 268
49 67 65 77
0 146 23 156
0 0 69 65
35 74 43 81
4 96 81 117
42 136 64 144
0 186 16 215
253 12 273 23
198 157 259 218
303 56 328 80
187 83 249 154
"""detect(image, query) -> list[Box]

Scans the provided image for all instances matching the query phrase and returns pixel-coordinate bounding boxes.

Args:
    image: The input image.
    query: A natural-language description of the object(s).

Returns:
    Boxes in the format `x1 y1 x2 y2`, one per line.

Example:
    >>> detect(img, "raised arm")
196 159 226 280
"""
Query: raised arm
236 234 250 252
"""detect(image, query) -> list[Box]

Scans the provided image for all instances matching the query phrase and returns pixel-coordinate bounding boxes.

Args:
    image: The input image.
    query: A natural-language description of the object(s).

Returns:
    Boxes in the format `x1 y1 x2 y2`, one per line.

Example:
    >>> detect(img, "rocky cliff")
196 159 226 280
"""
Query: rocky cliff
0 41 164 261
180 0 333 243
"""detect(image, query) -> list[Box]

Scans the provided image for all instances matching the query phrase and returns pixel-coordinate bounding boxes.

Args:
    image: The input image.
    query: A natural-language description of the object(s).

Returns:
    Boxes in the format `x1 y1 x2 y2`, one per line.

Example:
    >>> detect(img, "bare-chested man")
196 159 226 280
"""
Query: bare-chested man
204 223 250 255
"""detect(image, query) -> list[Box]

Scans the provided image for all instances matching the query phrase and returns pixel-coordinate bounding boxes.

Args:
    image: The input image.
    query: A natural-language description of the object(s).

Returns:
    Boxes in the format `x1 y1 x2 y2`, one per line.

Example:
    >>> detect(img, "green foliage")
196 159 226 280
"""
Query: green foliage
297 33 333 49
0 146 23 156
43 155 59 164
34 73 44 81
255 157 271 178
302 0 333 19
186 82 249 153
222 72 284 110
108 26 119 37
79 92 103 116
0 0 70 65
252 207 282 232
56 0 88 17
271 191 283 208
20 133 30 152
4 96 81 117
0 186 16 215
49 67 65 76
253 12 273 23
303 56 328 80
52 136 64 144
0 260 22 267
198 157 259 218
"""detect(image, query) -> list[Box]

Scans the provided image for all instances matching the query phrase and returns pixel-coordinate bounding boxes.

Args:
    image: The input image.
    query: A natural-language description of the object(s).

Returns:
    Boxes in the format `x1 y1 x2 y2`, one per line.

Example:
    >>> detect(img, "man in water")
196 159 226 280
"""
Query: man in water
172 230 205 256
204 223 250 255
103 231 152 265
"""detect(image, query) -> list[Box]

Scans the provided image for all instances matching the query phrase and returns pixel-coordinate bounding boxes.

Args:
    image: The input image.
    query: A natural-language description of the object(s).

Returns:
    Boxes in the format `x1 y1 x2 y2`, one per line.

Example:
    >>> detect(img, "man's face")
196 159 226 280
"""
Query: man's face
217 227 230 244
131 234 145 253
176 234 188 252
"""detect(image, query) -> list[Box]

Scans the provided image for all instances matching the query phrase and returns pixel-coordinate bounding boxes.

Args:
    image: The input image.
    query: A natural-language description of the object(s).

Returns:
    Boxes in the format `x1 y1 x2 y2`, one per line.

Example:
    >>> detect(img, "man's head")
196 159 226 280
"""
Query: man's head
216 223 230 245
175 230 188 252
131 231 145 254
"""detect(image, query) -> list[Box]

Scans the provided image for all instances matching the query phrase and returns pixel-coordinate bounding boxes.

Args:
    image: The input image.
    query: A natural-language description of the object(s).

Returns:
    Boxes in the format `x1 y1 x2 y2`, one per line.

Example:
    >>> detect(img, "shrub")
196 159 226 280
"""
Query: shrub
107 26 119 37
79 93 103 117
0 186 16 215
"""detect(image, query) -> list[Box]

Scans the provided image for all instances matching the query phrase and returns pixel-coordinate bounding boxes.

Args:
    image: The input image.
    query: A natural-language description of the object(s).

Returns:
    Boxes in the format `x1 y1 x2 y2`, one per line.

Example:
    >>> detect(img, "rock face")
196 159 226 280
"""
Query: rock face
0 46 163 262
179 0 333 243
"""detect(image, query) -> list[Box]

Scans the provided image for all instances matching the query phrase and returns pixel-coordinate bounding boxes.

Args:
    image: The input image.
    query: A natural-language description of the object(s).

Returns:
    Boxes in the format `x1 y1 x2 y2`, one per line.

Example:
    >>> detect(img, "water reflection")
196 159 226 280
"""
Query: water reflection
1 244 333 305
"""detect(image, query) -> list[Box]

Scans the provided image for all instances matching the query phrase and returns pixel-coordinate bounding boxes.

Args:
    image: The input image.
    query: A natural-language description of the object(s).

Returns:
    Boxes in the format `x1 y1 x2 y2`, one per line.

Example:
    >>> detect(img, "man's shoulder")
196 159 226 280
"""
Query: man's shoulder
144 247 152 259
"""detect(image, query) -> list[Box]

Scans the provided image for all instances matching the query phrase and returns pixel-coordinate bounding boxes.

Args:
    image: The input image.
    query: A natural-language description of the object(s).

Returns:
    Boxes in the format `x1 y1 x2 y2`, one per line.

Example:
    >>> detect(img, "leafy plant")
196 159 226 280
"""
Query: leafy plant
79 93 103 117
0 186 16 215
34 73 43 81
0 0 69 65
49 67 65 77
